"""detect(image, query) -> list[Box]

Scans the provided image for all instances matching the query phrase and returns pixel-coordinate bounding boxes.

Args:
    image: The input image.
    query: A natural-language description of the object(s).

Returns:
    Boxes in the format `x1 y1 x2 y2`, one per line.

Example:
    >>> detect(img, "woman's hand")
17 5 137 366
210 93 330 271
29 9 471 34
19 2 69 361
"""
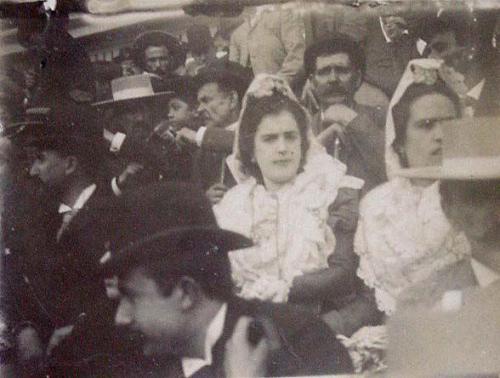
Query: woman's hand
224 316 270 378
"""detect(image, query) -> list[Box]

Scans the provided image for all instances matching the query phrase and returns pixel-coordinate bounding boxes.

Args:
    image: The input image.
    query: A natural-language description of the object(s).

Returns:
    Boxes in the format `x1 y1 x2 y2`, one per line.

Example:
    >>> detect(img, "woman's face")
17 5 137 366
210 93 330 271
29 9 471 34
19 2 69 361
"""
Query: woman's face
402 93 457 168
253 110 302 191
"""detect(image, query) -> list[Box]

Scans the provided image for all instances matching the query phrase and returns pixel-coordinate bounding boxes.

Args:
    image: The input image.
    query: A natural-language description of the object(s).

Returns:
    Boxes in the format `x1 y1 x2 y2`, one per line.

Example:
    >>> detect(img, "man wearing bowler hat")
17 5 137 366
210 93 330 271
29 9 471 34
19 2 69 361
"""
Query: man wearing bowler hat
102 182 354 377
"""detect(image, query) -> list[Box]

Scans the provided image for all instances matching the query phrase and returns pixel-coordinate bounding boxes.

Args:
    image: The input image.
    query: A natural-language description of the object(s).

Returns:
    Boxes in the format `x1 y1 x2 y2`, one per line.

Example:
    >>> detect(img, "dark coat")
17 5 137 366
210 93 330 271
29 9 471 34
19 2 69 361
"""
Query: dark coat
192 126 237 191
142 298 354 377
3 182 137 375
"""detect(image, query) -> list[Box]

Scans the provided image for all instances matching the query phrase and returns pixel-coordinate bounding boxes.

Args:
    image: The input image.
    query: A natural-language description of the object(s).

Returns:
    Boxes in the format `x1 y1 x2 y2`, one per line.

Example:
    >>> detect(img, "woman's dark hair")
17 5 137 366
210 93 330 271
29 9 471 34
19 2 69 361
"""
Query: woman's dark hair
238 91 310 182
392 81 461 167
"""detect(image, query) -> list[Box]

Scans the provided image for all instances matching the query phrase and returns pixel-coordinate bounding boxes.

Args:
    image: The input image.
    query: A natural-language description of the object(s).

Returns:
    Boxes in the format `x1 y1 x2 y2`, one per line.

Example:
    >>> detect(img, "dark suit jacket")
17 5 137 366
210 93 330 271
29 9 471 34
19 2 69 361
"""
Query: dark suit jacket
192 126 237 191
147 298 354 377
363 18 420 96
117 133 193 182
311 102 387 195
475 72 500 117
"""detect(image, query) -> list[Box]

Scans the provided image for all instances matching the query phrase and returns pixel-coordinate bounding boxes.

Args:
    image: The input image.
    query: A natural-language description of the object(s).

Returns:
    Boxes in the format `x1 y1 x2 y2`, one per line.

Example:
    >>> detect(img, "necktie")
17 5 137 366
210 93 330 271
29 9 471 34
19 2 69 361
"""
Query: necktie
56 209 77 242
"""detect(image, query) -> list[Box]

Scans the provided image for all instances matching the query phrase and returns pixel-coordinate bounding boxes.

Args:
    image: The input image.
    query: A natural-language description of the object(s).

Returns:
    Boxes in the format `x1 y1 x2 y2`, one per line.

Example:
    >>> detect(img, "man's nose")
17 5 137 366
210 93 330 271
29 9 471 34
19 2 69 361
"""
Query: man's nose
115 301 132 326
327 71 338 84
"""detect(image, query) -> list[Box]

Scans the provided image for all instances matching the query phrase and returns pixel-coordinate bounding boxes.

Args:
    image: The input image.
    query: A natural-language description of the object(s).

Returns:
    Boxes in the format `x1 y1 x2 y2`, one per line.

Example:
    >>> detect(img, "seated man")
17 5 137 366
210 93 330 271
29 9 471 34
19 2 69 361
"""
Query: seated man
303 35 387 194
102 182 354 376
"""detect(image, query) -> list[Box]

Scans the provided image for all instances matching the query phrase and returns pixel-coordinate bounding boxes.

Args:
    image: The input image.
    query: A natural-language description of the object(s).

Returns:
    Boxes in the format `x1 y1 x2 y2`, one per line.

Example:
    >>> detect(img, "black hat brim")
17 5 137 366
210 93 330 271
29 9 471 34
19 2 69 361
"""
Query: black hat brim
101 226 253 277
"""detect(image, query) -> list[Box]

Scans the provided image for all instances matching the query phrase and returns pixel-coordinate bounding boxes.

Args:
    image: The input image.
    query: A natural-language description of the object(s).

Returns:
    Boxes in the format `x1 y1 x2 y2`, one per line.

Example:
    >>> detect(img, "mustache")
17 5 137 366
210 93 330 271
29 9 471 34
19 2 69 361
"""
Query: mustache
324 83 347 97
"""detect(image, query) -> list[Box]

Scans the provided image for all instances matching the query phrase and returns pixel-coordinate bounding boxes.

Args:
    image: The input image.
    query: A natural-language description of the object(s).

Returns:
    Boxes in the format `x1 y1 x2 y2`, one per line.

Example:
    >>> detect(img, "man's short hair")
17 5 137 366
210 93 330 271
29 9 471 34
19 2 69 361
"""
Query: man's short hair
304 35 366 77
194 62 252 101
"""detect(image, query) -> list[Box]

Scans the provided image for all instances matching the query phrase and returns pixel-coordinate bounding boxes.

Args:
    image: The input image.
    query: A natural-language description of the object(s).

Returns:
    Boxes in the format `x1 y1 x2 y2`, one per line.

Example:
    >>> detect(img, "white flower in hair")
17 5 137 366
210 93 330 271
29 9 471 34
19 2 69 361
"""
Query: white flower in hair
245 74 298 102
410 59 442 85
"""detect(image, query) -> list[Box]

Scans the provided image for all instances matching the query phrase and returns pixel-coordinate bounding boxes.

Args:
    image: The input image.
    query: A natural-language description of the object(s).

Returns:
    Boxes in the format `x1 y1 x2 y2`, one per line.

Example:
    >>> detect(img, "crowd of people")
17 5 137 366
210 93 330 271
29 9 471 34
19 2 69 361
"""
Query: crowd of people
0 2 499 377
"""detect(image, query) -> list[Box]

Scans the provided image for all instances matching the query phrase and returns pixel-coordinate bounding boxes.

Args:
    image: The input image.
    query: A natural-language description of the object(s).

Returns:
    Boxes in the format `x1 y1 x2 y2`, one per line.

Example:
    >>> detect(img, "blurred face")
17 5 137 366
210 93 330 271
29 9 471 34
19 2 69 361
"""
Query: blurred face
402 93 457 168
29 149 69 189
443 183 500 243
214 36 229 55
144 46 171 75
114 268 186 357
114 102 154 135
168 98 193 123
121 59 141 77
426 31 459 59
253 110 302 191
311 53 359 108
197 83 237 128
381 15 408 41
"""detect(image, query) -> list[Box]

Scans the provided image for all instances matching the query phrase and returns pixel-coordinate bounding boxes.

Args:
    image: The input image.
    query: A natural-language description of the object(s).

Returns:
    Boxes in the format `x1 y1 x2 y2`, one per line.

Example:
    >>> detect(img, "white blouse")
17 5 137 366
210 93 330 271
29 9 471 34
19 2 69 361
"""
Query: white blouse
354 177 471 315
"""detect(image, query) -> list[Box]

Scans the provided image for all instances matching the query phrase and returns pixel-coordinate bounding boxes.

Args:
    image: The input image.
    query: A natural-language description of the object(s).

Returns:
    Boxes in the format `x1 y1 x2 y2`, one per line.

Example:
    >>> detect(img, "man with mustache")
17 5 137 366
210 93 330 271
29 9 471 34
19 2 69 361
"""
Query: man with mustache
304 35 387 194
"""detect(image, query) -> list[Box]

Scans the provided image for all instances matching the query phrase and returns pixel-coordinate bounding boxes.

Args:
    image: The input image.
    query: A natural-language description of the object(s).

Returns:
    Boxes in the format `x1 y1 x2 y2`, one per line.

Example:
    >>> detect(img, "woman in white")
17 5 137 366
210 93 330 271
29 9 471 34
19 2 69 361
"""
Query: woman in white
355 62 471 316
330 61 472 374
214 74 363 305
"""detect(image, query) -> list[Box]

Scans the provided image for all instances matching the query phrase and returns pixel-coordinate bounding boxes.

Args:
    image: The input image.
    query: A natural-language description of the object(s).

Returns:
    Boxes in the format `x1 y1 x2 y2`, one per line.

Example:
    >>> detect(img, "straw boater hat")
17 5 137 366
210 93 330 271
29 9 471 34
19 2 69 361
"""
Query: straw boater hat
92 74 173 107
396 116 500 180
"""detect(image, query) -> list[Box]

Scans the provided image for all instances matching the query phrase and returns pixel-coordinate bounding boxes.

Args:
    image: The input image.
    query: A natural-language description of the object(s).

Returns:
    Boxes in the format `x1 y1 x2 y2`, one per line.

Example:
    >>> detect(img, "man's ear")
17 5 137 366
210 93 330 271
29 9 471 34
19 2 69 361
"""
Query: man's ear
64 155 79 176
177 276 203 311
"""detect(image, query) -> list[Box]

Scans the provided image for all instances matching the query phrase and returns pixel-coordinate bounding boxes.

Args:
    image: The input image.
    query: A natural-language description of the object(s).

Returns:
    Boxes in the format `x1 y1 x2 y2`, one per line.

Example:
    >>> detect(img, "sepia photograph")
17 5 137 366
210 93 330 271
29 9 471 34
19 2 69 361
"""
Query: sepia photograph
0 0 499 376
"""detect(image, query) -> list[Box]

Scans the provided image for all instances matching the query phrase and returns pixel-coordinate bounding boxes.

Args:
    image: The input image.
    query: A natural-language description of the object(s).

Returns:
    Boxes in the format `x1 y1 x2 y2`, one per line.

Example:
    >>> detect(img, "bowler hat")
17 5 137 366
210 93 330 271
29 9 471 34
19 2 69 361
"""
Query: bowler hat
3 99 99 144
396 117 500 180
133 31 186 71
92 74 173 107
100 182 252 277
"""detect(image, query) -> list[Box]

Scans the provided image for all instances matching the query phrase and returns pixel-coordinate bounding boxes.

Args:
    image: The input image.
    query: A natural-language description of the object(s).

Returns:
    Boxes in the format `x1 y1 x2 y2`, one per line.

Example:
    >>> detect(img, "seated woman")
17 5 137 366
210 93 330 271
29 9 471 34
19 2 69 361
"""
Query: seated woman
321 65 472 373
390 117 500 376
354 80 470 317
214 74 363 307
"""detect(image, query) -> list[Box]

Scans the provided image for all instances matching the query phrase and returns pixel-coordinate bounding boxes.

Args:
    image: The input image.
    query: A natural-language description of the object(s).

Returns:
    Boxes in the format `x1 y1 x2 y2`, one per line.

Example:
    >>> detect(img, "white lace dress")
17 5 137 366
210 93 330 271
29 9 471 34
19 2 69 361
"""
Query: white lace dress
355 177 471 315
215 152 362 302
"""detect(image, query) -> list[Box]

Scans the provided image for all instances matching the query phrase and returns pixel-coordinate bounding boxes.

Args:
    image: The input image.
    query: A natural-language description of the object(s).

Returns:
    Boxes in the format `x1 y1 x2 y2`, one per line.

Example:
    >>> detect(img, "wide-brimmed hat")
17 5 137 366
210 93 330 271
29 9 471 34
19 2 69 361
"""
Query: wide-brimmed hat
100 182 252 277
133 30 186 71
3 100 99 144
92 74 173 107
396 117 500 180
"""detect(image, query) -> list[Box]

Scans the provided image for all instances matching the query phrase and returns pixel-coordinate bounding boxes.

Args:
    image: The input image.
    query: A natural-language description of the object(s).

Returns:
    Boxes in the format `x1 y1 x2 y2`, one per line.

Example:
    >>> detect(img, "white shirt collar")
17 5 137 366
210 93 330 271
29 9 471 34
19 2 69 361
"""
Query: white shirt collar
181 303 228 377
466 79 485 101
471 258 500 288
58 184 97 214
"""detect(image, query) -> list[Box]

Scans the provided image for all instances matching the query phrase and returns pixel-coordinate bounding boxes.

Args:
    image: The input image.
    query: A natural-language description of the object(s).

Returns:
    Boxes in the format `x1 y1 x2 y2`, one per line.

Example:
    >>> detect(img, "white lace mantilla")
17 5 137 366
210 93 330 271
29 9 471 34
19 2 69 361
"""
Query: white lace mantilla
215 152 361 302
354 178 471 315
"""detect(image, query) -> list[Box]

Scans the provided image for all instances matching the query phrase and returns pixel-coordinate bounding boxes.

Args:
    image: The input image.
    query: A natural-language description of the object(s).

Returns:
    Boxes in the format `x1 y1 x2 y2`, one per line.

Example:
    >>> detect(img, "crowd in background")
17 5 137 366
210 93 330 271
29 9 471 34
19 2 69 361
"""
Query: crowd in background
0 2 499 377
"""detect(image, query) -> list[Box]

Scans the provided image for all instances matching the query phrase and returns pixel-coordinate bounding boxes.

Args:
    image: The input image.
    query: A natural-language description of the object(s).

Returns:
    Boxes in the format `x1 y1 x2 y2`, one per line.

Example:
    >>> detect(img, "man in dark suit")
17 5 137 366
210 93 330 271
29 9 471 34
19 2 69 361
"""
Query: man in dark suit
304 35 387 195
5 104 138 376
420 14 500 117
102 182 354 377
174 63 251 204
